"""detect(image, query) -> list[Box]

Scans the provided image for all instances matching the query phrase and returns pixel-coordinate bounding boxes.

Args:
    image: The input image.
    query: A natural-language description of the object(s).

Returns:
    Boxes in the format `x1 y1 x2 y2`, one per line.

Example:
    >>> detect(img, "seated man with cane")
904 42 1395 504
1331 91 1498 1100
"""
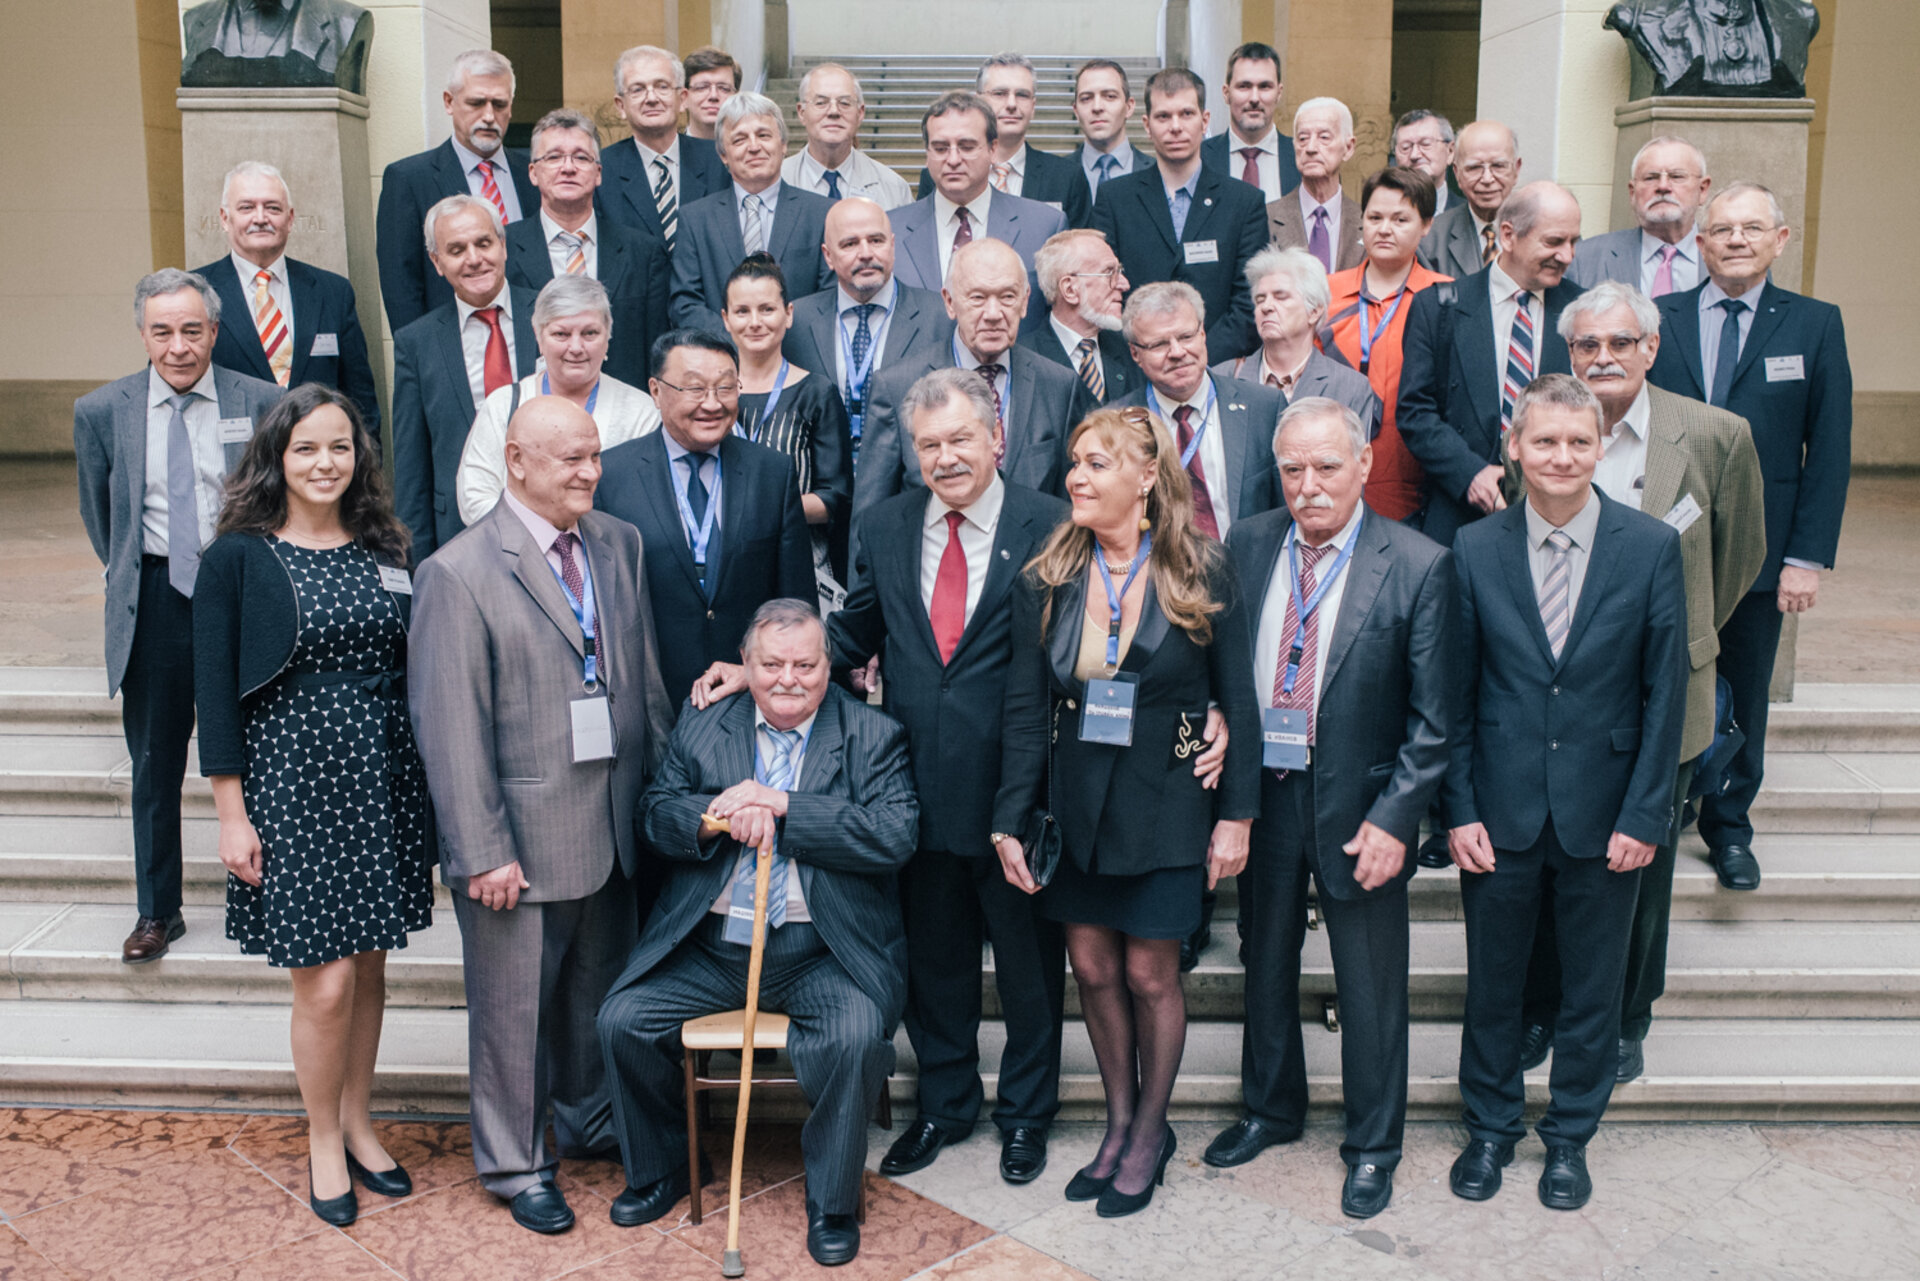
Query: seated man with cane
596 599 918 1267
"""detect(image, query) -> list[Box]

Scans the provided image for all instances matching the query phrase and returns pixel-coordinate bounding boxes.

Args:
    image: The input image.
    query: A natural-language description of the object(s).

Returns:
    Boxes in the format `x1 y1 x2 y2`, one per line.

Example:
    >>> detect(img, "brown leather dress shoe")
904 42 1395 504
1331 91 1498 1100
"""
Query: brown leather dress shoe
122 913 185 964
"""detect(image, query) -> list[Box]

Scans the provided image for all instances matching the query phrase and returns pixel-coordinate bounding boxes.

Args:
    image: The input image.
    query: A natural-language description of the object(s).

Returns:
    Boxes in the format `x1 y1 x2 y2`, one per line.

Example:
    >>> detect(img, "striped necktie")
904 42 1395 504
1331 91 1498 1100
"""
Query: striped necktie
1501 291 1536 433
251 269 291 386
1271 541 1334 747
558 231 586 275
723 726 801 943
991 161 1013 193
651 157 678 252
476 161 509 222
742 193 766 254
1075 337 1104 402
1539 529 1574 659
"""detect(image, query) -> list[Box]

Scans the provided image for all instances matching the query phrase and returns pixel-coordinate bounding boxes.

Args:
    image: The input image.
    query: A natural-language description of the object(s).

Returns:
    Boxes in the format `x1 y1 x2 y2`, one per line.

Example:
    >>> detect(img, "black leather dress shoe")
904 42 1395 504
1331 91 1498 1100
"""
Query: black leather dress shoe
1616 1036 1645 1084
1341 1163 1394 1219
1000 1127 1047 1184
1416 833 1452 869
509 1181 574 1233
307 1156 358 1226
879 1119 950 1176
1519 1021 1554 1071
346 1149 412 1198
1710 844 1762 891
1203 1116 1300 1168
610 1164 694 1228
807 1210 860 1266
1449 1139 1515 1201
1539 1144 1593 1210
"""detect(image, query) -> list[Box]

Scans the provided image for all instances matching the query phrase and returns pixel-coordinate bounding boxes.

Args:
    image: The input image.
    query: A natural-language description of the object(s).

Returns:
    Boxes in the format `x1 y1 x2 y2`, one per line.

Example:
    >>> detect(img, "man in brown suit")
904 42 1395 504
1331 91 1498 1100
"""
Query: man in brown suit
1267 97 1363 276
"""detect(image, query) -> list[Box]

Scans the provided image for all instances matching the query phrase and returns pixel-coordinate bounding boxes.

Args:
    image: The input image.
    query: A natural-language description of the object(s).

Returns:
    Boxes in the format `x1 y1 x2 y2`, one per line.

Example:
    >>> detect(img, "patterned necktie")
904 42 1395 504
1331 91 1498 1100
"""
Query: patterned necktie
741 193 765 254
476 161 508 222
1170 187 1192 241
929 510 969 663
1271 540 1335 747
1095 154 1116 192
1651 243 1678 298
1240 146 1262 187
822 169 843 200
1501 291 1536 433
976 363 1006 465
1075 337 1104 402
1710 297 1747 407
1481 222 1498 266
651 157 678 252
1173 404 1218 539
251 270 291 386
558 231 587 275
1539 529 1574 659
552 530 585 602
953 206 974 252
724 725 801 943
991 161 1013 193
165 393 204 597
478 306 511 396
1307 206 1332 273
848 303 875 376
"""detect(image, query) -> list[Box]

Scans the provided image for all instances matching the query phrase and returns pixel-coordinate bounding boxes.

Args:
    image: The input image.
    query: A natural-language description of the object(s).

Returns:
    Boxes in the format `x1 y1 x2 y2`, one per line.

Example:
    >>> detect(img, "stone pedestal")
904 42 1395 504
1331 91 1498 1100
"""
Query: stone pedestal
1612 97 1816 291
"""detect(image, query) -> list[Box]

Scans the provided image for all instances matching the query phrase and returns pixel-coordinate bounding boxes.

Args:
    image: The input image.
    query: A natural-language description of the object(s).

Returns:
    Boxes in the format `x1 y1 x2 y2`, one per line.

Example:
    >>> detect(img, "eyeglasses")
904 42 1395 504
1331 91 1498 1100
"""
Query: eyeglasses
804 95 858 112
1703 221 1775 242
1461 161 1514 179
927 139 985 157
1569 334 1646 357
621 81 679 102
1066 266 1121 282
654 378 741 402
1130 327 1203 355
534 151 599 169
1396 137 1450 154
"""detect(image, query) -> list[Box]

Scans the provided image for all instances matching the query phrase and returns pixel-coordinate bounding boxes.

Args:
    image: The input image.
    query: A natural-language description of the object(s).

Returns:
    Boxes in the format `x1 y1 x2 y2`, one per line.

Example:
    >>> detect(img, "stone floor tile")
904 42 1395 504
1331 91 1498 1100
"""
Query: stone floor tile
344 1171 633 1280
910 1234 1100 1280
1194 1120 1472 1231
1672 1154 1920 1279
563 1122 810 1229
0 1225 69 1281
865 1123 1109 1233
227 1115 476 1214
548 1232 736 1280
1606 1230 1812 1281
0 1108 248 1216
1752 1123 1920 1204
186 1228 399 1280
1280 1233 1456 1279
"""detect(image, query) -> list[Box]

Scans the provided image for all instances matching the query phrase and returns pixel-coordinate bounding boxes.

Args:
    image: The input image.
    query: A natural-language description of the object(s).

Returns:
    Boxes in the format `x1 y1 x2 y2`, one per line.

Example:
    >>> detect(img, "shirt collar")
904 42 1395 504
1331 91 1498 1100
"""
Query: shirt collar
501 485 574 553
456 282 511 329
754 706 819 755
1050 314 1096 358
1286 499 1365 556
149 364 218 407
838 276 897 317
1700 278 1763 312
660 429 717 463
1524 486 1602 550
952 332 1008 373
802 146 860 183
935 188 993 232
735 180 779 213
1229 126 1279 157
1642 228 1696 266
636 135 680 168
928 472 1006 534
450 135 501 178
230 251 288 286
1165 166 1201 202
540 209 596 246
1000 145 1028 178
1611 384 1652 443
1261 347 1313 389
1299 185 1337 220
1090 138 1136 169
1169 374 1215 414
1488 259 1537 306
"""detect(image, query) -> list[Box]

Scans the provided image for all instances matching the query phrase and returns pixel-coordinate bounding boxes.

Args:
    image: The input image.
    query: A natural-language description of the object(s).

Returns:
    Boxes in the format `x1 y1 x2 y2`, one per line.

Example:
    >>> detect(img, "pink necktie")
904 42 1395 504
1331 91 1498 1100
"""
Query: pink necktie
1652 244 1678 298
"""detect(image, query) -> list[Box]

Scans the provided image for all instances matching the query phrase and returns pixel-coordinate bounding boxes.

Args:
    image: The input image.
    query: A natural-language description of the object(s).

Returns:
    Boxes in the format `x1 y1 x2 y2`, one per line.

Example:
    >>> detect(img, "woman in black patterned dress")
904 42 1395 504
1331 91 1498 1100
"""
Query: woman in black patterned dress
193 384 431 1227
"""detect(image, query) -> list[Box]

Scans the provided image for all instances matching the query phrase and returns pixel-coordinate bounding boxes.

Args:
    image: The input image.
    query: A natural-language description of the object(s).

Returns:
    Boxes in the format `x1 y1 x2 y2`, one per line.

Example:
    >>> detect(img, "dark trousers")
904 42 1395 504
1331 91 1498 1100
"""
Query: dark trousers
596 916 892 1215
1458 820 1640 1148
120 560 196 919
1522 759 1696 1042
899 845 1066 1137
1239 769 1410 1168
1698 590 1785 850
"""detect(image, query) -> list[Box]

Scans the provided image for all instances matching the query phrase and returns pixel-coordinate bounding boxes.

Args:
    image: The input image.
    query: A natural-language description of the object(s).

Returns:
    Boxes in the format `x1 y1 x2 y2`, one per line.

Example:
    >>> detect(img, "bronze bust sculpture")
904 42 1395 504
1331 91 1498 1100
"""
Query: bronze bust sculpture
1606 0 1819 98
181 0 373 94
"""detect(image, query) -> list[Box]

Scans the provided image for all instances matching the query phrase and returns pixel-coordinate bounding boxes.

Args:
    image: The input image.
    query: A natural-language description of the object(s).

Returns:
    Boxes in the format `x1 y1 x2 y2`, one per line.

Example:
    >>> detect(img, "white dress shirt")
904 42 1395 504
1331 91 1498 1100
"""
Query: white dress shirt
540 210 598 278
992 145 1027 197
455 285 517 409
1254 502 1364 710
1050 315 1103 389
451 135 523 223
1593 384 1652 507
1488 260 1543 379
952 333 1013 436
781 146 914 210
934 188 995 283
708 708 819 922
1640 229 1700 295
142 366 227 557
834 277 899 393
1223 127 1286 202
1525 488 1602 620
231 251 293 349
920 473 1004 625
1155 376 1233 535
1080 139 1138 195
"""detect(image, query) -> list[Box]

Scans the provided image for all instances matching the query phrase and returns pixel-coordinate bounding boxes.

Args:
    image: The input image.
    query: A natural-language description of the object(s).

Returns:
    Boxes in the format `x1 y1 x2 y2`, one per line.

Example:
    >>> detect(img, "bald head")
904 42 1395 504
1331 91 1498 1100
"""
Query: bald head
504 395 602 529
1497 181 1583 292
821 197 895 300
944 239 1029 360
1453 119 1522 220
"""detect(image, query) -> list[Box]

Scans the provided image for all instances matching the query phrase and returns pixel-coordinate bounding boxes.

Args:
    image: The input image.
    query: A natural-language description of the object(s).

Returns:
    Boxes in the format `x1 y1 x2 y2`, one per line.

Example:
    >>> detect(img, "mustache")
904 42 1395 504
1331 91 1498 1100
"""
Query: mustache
1294 492 1336 510
1586 362 1628 379
769 683 808 698
932 462 974 481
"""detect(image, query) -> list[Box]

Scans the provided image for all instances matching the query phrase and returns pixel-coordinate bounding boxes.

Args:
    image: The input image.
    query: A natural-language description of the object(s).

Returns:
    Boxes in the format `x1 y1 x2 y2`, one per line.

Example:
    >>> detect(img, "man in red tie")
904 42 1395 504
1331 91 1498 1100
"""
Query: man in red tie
1198 42 1302 201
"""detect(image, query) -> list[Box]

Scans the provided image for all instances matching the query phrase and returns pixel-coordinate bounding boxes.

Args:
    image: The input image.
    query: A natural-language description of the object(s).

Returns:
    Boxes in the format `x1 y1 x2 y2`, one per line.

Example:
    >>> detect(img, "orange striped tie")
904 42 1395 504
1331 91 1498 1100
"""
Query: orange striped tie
477 161 509 221
252 269 291 386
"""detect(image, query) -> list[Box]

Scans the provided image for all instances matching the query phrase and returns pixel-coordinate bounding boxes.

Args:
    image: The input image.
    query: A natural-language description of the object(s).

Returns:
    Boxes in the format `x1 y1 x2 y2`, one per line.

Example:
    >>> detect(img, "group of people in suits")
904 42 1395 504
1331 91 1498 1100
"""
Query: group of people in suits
71 25 1853 1269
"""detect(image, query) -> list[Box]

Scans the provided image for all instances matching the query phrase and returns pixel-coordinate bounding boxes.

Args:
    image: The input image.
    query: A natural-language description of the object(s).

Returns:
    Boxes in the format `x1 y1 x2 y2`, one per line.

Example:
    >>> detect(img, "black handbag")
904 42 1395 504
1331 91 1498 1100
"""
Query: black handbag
1021 701 1064 888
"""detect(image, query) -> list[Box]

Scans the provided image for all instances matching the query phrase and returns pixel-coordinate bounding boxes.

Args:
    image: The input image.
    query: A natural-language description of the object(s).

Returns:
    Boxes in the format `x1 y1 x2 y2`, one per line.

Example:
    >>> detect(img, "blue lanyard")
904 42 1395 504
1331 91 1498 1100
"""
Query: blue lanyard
671 448 722 567
761 358 791 421
540 373 600 414
548 534 600 687
1094 532 1152 671
1146 378 1218 468
837 306 885 407
1357 286 1407 374
1278 516 1360 697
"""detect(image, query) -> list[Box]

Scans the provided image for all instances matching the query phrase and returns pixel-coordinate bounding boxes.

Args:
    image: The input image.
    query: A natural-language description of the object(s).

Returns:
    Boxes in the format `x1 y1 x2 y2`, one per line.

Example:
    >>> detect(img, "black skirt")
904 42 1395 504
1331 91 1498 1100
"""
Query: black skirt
1039 853 1205 940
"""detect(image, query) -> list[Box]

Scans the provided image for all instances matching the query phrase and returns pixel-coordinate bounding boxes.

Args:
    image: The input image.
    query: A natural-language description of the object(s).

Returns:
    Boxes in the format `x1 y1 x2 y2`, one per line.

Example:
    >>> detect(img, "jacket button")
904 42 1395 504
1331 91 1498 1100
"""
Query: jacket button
940 681 950 692
1550 739 1560 750
706 609 715 621
1551 685 1560 695
1066 699 1078 710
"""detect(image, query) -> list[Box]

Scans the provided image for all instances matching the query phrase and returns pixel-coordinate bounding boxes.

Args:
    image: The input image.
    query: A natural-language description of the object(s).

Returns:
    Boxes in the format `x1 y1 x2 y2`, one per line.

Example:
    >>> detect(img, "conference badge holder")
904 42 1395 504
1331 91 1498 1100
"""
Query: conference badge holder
1263 706 1310 771
1079 673 1138 747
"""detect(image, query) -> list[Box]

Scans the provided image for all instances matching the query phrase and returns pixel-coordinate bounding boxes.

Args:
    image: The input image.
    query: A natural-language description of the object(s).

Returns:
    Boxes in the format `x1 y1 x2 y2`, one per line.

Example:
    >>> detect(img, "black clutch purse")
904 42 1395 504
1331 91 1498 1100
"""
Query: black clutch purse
1021 701 1064 889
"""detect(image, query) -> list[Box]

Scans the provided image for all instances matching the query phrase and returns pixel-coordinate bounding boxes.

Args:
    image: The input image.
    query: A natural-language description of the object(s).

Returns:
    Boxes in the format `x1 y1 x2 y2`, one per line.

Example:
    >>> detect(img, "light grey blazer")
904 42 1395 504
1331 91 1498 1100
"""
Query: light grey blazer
73 365 283 694
1417 202 1486 280
1211 347 1383 439
408 500 675 903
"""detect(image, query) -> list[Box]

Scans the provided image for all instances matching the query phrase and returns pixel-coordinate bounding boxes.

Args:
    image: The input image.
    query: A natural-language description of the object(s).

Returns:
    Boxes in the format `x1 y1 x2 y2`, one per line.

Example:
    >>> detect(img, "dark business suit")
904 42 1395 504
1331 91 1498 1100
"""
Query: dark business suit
1092 164 1269 364
599 134 729 245
1201 131 1302 197
1649 281 1851 851
669 182 835 334
854 344 1091 518
917 144 1094 229
830 483 1071 1139
888 190 1067 335
781 283 954 398
1020 322 1144 405
1444 491 1687 1149
598 685 919 1215
1397 267 1584 544
195 255 380 432
1069 142 1156 184
1417 203 1488 281
389 287 539 566
375 139 537 332
593 430 815 706
504 215 670 390
1224 506 1453 1169
1108 375 1283 531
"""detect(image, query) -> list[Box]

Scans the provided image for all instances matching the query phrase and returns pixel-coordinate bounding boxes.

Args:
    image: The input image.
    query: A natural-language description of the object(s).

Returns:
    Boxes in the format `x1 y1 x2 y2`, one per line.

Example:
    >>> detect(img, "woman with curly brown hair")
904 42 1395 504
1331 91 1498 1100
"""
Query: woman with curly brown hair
193 383 432 1226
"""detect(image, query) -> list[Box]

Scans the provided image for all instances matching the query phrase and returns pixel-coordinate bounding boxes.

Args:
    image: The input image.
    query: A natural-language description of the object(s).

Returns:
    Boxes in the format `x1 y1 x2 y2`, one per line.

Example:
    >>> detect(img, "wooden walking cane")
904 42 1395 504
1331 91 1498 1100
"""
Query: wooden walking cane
704 814 770 1279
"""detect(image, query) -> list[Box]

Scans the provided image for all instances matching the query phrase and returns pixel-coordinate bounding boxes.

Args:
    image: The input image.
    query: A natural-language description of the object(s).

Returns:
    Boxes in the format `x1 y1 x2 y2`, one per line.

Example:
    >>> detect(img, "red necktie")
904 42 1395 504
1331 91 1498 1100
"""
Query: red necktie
477 161 509 222
929 510 968 663
1239 146 1262 187
1174 404 1218 540
1271 541 1334 746
553 530 585 602
479 306 511 395
953 206 974 250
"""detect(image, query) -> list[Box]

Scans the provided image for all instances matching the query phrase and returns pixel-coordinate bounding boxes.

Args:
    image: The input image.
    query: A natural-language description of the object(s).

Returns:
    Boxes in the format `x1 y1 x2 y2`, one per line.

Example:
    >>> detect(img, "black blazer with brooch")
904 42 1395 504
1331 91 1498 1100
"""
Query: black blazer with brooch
503 215 671 390
191 532 412 778
830 483 1070 856
994 557 1262 878
1223 508 1455 899
195 255 382 434
593 430 814 705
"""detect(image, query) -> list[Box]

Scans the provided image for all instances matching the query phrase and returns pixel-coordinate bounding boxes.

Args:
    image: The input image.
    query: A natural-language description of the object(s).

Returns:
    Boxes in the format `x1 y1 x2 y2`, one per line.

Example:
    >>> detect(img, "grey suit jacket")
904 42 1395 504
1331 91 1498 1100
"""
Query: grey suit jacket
408 501 674 903
1567 226 1642 290
1266 187 1365 274
888 191 1066 332
73 365 283 693
1108 374 1283 527
1211 347 1382 437
1417 202 1486 281
780 282 954 390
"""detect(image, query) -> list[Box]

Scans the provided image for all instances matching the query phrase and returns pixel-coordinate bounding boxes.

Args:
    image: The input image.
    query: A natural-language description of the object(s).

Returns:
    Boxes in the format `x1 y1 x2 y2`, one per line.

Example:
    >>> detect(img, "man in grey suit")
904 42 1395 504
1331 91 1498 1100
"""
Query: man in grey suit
1568 136 1711 297
1419 121 1523 280
74 269 281 964
409 395 675 1235
1215 246 1381 435
597 600 918 1267
1267 98 1365 276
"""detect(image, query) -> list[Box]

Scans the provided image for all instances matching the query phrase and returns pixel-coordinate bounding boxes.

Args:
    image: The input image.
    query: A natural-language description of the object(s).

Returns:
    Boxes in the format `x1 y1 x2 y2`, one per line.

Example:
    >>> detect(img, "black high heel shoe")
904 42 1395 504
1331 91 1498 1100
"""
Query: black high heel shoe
1063 1163 1115 1202
308 1154 359 1226
1095 1127 1177 1219
346 1148 413 1199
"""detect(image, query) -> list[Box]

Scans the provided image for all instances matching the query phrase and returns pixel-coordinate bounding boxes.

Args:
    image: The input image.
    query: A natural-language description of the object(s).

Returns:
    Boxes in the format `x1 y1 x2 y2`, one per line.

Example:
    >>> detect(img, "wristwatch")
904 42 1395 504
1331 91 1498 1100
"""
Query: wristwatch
990 833 1015 849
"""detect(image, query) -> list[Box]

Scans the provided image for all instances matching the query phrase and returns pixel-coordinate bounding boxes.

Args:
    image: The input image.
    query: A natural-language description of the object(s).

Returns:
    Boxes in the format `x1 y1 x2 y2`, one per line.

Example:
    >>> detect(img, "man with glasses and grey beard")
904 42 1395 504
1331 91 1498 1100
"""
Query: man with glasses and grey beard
1020 229 1143 405
1570 136 1712 295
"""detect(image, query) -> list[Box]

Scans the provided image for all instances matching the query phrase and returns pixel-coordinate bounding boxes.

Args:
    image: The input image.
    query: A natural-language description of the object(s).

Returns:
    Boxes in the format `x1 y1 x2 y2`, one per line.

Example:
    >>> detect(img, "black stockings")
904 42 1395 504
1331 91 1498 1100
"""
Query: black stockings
1066 923 1186 1196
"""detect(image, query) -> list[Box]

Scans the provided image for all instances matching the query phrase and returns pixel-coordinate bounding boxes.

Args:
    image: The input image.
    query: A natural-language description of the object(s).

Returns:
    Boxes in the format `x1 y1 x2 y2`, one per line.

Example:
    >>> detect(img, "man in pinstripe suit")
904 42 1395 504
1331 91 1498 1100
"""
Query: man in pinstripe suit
597 600 918 1266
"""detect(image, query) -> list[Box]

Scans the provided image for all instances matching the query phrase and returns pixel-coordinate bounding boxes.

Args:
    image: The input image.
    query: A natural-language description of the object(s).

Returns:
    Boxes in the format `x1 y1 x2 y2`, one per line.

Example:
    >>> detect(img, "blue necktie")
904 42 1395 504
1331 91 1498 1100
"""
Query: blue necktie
723 726 801 943
1095 154 1116 193
682 451 714 597
1710 297 1747 407
822 169 843 200
1170 187 1192 241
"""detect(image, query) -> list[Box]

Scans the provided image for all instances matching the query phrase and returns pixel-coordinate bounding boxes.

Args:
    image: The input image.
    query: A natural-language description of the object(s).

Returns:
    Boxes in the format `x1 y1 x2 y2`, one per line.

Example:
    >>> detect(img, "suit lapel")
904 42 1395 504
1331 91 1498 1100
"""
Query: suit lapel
498 506 586 657
638 434 705 594
796 693 846 794
1542 283 1580 375
710 436 749 596
432 139 467 200
986 192 1021 247
1728 285 1789 394
803 297 838 374
1663 291 1708 398
1638 391 1689 524
117 377 148 522
718 694 758 798
883 290 929 363
765 184 800 262
1121 580 1172 672
892 493 944 661
578 514 623 689
1214 379 1250 520
716 186 746 262
1137 176 1179 255
1496 508 1558 669
899 204 941 290
1450 212 1479 277
432 306 477 422
209 261 273 383
1048 575 1087 690
1556 495 1625 671
596 223 629 296
950 492 1031 662
1319 516 1389 695
510 292 540 378
616 147 666 237
287 261 317 385
1004 355 1040 476
1457 275 1500 425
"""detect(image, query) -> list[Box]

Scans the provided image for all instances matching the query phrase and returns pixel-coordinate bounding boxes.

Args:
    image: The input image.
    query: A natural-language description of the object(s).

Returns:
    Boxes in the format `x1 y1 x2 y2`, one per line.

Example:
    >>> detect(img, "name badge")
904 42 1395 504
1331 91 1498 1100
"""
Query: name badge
1078 674 1137 746
1262 706 1310 771
571 695 616 762
377 564 413 595
1662 492 1704 535
216 418 253 445
1183 239 1220 265
1765 354 1805 382
310 332 340 357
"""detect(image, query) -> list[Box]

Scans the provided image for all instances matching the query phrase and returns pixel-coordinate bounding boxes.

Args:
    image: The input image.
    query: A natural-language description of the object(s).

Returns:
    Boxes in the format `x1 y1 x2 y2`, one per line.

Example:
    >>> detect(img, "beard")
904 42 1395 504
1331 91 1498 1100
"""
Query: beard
1078 299 1124 333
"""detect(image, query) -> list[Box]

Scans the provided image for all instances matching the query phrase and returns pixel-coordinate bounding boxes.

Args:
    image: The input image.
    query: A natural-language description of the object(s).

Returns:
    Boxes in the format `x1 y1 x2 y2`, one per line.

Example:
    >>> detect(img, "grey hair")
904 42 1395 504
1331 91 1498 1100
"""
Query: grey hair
532 274 613 332
715 91 788 149
1512 372 1606 440
977 51 1036 89
901 367 1000 440
1556 280 1662 342
1391 108 1455 150
1631 134 1709 181
446 49 515 96
1497 181 1576 240
135 268 221 329
1275 396 1368 459
1121 281 1206 344
221 160 291 209
530 108 601 161
798 62 865 106
615 45 682 94
422 193 503 254
1034 228 1110 305
1244 245 1331 324
1704 181 1789 232
741 597 827 659
1292 96 1354 139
